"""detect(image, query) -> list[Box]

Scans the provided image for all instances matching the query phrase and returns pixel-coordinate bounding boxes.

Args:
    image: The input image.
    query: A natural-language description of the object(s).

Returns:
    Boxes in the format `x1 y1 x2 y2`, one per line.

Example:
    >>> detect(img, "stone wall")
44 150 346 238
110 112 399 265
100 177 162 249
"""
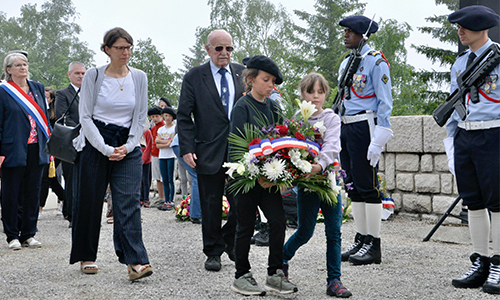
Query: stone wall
378 115 461 219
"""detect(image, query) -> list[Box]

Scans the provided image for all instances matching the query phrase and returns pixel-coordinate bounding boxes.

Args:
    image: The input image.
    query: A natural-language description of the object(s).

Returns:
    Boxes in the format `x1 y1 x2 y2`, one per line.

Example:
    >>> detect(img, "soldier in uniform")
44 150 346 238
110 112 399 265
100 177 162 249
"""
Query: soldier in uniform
337 16 394 266
445 5 500 295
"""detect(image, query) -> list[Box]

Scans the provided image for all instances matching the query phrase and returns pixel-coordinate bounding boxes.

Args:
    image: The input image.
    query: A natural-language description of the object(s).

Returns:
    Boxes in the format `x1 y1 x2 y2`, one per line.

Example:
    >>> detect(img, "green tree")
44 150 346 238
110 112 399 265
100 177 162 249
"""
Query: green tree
0 0 94 89
411 0 458 113
128 38 180 107
183 0 306 100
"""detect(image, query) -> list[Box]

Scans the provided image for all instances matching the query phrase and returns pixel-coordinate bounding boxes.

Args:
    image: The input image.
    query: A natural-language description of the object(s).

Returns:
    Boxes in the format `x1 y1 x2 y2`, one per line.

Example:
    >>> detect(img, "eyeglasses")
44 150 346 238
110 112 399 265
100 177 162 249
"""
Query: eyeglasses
211 45 234 52
10 63 29 68
111 45 134 52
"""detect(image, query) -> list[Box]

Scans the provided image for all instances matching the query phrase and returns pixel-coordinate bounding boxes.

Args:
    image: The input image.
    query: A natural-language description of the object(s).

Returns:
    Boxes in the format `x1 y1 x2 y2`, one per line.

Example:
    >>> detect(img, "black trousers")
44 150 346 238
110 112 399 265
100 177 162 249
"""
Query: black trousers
454 127 500 212
198 166 237 257
40 159 65 207
141 162 151 202
234 184 285 278
61 161 74 222
340 121 381 203
1 144 44 243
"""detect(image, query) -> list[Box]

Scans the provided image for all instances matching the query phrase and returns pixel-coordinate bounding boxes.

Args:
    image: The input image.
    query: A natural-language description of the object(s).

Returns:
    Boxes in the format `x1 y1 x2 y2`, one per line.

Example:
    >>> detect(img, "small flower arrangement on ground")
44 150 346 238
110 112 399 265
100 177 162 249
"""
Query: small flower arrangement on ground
175 195 191 221
222 196 230 220
224 100 342 206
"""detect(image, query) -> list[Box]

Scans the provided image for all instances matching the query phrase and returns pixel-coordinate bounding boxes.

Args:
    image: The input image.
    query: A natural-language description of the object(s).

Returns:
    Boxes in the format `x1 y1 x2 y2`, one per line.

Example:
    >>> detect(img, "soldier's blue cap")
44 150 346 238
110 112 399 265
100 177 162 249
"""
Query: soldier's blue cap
448 5 500 31
339 16 378 35
243 55 283 85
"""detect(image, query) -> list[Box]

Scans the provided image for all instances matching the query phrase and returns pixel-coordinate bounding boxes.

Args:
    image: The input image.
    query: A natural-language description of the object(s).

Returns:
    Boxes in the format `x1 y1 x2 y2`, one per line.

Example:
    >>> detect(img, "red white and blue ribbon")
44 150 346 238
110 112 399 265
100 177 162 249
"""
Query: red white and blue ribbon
0 80 50 139
249 137 321 156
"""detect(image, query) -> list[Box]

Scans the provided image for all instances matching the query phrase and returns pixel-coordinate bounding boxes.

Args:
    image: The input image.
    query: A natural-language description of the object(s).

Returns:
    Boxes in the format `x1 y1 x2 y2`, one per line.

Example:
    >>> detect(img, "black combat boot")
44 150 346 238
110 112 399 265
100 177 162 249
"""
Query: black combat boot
348 234 381 265
341 233 365 262
483 255 500 294
452 253 490 288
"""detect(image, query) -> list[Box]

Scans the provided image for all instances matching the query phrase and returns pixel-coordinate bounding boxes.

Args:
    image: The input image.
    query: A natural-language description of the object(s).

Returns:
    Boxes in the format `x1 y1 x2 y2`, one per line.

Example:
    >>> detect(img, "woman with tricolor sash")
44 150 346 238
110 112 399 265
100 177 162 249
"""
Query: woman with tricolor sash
0 52 50 250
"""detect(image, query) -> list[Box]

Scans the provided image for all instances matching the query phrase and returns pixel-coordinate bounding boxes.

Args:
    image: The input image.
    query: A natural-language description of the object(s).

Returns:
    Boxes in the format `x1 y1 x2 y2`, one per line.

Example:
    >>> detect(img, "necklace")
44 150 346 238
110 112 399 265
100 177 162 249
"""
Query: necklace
116 76 126 91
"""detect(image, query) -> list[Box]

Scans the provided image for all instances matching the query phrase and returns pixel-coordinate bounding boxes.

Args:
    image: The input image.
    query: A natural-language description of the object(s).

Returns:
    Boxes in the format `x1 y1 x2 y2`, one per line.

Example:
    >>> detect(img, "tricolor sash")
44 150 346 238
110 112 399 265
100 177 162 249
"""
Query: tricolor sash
249 137 321 157
0 80 50 139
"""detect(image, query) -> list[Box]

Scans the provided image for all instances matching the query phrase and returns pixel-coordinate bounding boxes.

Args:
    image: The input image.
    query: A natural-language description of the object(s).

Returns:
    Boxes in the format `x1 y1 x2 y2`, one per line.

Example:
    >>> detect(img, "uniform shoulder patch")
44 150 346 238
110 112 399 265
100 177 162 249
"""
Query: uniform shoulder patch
381 74 389 84
370 50 381 56
376 58 387 66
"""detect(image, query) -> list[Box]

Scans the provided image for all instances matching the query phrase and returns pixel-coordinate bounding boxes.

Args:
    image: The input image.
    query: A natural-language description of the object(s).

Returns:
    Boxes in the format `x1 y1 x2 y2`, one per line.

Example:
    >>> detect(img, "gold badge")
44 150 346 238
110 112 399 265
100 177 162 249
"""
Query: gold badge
381 74 389 84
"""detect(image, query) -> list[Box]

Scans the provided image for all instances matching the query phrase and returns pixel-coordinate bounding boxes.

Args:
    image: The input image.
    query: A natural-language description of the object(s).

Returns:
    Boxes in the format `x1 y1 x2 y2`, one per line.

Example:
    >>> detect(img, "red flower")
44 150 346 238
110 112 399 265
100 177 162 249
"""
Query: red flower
249 138 261 146
294 132 305 140
314 134 322 140
275 125 289 136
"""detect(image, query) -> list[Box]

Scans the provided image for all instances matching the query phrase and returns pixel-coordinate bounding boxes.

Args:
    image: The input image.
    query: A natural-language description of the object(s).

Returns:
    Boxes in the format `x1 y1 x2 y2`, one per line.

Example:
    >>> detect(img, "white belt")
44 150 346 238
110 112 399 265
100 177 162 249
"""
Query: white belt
341 112 377 124
458 119 500 131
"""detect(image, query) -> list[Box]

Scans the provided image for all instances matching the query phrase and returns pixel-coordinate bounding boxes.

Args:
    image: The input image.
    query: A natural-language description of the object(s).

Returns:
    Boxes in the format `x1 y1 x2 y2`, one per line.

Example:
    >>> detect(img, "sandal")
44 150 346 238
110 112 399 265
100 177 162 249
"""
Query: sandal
128 264 153 281
81 262 98 274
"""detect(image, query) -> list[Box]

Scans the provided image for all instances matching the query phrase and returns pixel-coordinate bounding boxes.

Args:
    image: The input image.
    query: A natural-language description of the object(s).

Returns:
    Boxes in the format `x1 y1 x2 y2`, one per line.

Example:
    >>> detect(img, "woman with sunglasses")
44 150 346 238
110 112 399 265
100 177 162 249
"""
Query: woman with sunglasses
70 27 152 281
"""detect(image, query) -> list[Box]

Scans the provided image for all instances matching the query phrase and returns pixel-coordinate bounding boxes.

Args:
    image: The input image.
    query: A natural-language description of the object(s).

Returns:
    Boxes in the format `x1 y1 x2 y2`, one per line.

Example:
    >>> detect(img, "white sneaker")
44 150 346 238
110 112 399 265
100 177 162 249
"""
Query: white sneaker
22 237 42 248
8 239 22 251
38 211 43 219
56 203 63 215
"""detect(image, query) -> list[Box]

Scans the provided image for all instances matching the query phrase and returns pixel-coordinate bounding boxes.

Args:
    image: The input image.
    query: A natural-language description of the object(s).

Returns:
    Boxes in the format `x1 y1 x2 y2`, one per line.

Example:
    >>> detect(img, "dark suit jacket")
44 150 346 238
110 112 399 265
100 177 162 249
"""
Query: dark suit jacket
177 62 245 175
0 80 50 167
55 84 79 127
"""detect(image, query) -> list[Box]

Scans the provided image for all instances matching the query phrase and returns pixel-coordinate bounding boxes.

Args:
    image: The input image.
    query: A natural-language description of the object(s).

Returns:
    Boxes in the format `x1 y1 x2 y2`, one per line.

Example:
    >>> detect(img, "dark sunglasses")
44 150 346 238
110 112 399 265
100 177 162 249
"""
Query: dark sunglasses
212 46 234 52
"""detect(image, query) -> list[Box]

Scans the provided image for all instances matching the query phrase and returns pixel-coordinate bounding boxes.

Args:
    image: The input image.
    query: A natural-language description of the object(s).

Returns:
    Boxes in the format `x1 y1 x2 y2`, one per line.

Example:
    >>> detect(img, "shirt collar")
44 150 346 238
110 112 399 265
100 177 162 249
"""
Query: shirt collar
70 83 80 93
210 60 231 76
473 39 493 57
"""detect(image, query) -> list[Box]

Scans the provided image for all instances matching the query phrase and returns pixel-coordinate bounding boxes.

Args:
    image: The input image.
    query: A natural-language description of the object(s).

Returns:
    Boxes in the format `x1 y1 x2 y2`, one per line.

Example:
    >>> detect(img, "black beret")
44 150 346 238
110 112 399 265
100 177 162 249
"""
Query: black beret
147 106 162 116
161 107 176 119
339 16 378 35
242 55 283 84
448 5 500 31
159 97 172 107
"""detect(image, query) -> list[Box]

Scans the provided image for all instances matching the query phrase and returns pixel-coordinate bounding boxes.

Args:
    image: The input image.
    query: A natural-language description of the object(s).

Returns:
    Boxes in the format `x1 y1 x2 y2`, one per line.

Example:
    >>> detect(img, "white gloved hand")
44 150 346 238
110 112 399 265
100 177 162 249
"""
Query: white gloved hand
443 137 455 176
367 126 393 167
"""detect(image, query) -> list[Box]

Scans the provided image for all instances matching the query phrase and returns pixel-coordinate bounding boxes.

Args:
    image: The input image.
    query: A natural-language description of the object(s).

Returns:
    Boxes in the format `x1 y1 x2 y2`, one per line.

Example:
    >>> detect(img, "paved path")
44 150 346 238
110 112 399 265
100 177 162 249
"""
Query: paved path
0 205 497 300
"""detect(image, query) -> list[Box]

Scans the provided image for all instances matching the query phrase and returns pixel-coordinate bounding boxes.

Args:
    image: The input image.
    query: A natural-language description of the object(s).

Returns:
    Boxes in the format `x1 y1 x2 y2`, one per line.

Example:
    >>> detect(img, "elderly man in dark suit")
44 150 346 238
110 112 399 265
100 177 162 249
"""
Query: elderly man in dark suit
177 29 245 271
55 61 86 226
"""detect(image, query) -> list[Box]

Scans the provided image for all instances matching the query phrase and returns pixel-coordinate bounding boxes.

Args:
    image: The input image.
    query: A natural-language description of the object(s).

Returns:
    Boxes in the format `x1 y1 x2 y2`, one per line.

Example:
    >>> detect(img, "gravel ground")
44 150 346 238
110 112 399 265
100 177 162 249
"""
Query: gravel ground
0 205 497 300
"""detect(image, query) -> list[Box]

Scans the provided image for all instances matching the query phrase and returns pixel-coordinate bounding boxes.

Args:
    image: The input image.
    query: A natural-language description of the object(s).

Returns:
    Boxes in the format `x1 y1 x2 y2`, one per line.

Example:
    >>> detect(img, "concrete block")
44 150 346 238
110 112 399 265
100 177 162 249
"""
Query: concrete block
421 154 433 172
385 153 396 190
441 174 453 194
391 192 402 212
434 154 449 172
386 116 422 153
379 153 385 172
403 194 432 213
423 116 447 153
415 174 440 193
396 154 420 171
396 173 414 191
433 195 461 215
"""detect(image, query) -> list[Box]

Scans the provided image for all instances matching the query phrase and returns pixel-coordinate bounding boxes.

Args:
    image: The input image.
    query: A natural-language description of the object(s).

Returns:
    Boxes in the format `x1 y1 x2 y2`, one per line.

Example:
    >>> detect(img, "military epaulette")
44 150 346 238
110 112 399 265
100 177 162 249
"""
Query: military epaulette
376 58 386 66
458 50 469 57
369 50 381 56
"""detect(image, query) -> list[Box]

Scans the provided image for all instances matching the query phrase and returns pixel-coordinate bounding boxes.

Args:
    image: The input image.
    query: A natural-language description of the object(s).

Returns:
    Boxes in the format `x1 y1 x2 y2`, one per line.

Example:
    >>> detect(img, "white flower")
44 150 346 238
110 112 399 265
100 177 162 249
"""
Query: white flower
313 120 327 135
247 164 260 178
236 164 246 176
298 100 317 122
223 162 242 179
328 171 341 197
262 158 286 181
243 152 256 165
298 160 312 173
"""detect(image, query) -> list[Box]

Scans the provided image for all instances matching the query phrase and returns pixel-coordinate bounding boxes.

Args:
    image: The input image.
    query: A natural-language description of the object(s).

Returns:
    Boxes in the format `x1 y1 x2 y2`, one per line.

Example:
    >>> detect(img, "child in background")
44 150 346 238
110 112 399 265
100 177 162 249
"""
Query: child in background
156 107 176 211
141 118 153 207
282 72 351 298
229 55 297 296
148 106 165 207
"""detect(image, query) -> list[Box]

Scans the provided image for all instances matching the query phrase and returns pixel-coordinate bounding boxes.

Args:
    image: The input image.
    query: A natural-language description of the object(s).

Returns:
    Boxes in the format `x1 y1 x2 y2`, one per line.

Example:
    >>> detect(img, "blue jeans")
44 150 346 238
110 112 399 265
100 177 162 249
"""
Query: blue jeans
172 145 201 219
283 187 342 283
159 158 175 203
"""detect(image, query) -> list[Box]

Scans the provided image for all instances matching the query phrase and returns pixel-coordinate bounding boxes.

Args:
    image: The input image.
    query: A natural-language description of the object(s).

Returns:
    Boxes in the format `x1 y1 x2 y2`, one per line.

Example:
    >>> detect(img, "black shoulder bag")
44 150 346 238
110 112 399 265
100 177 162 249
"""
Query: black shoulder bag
44 89 82 163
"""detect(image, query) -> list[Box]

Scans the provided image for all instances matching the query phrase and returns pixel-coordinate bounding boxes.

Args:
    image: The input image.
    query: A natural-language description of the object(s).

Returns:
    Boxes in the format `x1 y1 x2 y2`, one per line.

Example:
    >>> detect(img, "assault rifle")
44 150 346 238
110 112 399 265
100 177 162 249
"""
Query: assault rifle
332 15 375 115
433 43 500 127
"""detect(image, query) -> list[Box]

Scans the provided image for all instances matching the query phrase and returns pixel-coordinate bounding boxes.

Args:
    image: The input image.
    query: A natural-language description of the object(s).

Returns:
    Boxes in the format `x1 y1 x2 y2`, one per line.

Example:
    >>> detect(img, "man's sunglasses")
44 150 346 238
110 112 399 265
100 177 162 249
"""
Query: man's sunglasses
212 45 234 52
